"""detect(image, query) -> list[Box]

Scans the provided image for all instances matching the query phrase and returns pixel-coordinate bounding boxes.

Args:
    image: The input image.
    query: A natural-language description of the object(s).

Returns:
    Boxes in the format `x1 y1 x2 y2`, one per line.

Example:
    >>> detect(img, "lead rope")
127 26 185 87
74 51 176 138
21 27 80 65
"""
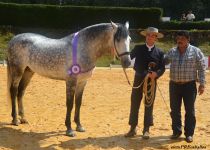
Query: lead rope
123 68 144 89
143 75 156 107
157 83 171 115
123 68 155 107
123 68 171 111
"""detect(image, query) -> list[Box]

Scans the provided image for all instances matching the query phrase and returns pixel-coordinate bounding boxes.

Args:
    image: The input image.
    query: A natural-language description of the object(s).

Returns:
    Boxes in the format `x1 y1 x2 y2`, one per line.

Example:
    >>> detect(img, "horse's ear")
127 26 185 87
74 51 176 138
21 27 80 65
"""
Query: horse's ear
125 21 129 29
110 21 118 30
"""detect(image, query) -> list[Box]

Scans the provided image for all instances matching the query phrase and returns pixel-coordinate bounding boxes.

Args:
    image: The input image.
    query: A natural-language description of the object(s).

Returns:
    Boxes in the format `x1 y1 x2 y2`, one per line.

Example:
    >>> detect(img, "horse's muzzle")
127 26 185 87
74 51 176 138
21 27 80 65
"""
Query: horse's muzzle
121 59 131 68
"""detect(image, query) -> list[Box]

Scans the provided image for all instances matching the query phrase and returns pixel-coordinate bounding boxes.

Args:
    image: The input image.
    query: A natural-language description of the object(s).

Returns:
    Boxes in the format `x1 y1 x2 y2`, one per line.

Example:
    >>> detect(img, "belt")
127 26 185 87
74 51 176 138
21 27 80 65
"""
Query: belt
171 80 195 85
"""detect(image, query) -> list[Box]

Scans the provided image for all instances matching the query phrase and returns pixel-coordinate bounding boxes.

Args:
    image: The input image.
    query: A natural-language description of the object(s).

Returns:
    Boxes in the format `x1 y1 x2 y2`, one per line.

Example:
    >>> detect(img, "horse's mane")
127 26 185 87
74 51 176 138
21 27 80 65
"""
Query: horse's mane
80 23 129 40
114 24 129 41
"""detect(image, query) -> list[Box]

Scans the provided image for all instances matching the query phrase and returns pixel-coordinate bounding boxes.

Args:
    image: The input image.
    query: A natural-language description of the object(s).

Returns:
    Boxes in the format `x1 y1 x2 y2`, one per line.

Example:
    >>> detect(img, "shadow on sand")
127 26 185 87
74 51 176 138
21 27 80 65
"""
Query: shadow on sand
58 134 184 150
0 122 184 150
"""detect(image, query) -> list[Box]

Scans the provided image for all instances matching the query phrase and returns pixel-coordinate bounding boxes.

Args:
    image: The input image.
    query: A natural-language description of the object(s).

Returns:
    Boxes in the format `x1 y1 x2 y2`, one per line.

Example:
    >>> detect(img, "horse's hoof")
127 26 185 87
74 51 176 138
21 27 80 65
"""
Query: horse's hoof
20 118 28 124
11 119 19 126
76 125 86 132
66 129 76 137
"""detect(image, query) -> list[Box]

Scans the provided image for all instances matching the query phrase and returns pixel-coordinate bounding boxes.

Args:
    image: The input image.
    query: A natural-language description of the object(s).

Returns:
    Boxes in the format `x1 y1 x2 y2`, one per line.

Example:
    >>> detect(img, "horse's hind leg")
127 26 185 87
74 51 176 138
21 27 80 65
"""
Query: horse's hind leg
74 81 87 132
8 66 24 125
17 67 34 124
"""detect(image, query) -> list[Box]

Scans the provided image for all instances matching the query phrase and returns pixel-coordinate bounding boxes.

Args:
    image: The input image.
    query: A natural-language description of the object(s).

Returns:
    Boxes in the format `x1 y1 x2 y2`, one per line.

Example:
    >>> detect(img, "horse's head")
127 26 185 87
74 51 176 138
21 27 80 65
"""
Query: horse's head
111 21 131 68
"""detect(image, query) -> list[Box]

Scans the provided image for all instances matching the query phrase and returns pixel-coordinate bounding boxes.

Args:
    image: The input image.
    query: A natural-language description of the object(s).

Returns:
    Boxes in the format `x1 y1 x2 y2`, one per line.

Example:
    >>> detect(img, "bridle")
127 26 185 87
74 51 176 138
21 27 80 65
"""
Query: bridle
113 31 149 89
113 35 130 59
113 30 138 87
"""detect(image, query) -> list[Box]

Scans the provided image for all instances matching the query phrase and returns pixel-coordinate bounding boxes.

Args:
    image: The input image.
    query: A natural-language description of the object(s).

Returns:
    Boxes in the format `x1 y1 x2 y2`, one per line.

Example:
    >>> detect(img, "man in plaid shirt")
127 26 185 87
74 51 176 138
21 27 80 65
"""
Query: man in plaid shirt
165 31 206 143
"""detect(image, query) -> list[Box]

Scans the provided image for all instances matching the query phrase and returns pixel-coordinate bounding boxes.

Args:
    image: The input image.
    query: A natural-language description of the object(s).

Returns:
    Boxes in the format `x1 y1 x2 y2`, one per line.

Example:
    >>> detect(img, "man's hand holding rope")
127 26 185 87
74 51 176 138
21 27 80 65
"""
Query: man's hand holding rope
148 71 158 79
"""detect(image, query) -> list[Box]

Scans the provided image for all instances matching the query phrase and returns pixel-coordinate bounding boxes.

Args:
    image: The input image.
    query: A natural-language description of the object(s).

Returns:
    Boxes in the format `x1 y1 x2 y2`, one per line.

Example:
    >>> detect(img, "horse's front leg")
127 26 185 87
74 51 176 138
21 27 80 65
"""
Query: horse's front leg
65 79 76 137
74 80 87 132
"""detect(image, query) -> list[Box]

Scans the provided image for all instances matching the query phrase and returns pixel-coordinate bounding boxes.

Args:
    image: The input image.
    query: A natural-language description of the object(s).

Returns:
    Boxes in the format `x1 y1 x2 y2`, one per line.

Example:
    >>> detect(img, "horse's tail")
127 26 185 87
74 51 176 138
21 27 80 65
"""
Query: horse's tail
7 57 12 107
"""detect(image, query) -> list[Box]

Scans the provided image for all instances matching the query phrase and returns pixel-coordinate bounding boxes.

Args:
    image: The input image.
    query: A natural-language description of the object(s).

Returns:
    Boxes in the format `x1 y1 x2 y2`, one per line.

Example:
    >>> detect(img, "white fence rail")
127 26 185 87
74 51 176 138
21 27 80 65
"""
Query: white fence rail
0 60 7 66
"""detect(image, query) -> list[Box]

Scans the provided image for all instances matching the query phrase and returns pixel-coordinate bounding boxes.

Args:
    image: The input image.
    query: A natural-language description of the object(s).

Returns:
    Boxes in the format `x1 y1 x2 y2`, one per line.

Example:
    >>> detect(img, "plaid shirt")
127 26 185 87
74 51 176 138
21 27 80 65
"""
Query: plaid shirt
165 44 206 85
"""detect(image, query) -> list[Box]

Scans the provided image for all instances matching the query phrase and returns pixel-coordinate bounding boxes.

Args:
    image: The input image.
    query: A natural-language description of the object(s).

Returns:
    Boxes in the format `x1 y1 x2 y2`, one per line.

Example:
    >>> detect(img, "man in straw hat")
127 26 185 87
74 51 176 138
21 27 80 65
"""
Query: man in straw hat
125 27 165 139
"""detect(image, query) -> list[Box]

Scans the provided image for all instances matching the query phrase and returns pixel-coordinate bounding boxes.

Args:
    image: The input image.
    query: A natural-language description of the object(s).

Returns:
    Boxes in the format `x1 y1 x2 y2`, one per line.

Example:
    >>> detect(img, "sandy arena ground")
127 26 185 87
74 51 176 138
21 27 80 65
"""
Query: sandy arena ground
0 66 210 150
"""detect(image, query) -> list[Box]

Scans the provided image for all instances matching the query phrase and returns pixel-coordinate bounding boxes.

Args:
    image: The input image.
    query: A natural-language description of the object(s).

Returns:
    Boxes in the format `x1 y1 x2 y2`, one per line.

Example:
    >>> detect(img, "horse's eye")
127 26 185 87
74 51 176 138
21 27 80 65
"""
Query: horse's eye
115 36 121 42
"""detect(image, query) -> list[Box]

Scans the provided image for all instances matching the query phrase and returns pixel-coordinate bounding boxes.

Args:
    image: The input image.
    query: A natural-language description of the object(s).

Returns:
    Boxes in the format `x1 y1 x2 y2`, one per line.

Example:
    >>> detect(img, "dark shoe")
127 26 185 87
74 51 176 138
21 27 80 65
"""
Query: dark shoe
186 136 193 143
142 131 150 139
170 133 182 139
124 129 137 137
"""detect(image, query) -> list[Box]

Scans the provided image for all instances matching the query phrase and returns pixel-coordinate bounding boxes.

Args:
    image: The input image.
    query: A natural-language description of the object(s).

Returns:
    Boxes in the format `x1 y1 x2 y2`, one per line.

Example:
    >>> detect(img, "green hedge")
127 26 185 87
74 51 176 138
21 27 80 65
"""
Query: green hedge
159 20 210 30
0 2 162 29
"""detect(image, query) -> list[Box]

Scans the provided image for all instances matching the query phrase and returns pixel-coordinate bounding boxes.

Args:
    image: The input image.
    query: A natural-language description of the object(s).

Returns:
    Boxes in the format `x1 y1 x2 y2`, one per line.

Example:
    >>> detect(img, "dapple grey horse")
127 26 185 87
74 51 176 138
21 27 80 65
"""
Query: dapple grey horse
7 21 131 136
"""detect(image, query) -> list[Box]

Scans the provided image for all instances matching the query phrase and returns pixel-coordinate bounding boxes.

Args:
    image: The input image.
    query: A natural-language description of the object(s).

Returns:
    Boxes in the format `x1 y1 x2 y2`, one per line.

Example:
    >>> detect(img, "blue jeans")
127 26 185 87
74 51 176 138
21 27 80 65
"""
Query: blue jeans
169 80 197 136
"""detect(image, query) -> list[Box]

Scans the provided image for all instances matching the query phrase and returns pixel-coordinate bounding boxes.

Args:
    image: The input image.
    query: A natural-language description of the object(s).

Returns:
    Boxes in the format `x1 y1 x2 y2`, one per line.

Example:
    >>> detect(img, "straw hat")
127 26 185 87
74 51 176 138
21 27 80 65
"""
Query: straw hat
140 27 164 38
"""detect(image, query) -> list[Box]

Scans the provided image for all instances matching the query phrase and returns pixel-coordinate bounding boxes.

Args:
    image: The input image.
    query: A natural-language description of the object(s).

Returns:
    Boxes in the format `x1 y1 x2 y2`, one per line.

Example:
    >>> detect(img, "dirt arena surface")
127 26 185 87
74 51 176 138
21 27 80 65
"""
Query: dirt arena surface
0 66 209 150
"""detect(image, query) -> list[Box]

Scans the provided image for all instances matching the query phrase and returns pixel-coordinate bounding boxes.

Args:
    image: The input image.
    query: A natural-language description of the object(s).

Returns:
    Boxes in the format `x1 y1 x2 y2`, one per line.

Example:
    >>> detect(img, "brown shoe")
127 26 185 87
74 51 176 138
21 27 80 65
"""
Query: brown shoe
124 129 137 137
142 131 150 139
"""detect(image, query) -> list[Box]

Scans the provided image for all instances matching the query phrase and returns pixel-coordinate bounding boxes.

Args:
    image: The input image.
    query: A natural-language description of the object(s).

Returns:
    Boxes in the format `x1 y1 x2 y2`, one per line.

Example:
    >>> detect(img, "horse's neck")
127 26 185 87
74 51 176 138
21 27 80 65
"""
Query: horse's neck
82 29 114 61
